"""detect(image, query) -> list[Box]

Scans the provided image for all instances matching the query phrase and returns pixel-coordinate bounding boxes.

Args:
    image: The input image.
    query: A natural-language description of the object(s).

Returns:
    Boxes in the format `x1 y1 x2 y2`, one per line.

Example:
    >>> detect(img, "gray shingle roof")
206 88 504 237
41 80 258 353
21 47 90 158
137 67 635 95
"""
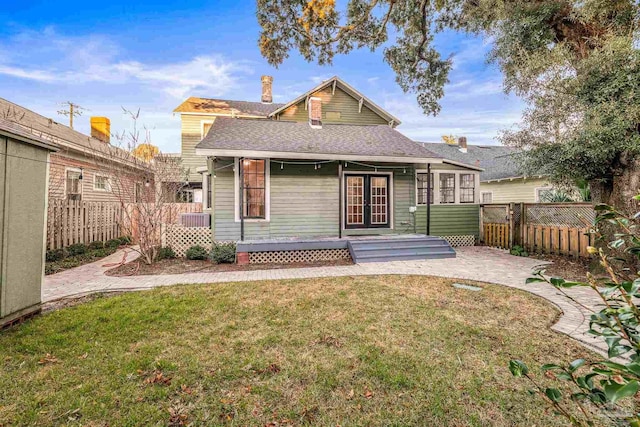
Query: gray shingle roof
0 97 148 170
419 142 522 181
174 97 285 117
197 118 441 161
0 117 58 151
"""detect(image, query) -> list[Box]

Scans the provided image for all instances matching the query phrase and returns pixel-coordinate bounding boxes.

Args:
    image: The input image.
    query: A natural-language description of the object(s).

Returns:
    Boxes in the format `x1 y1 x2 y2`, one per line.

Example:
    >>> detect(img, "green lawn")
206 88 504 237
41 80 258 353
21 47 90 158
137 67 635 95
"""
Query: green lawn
0 276 588 426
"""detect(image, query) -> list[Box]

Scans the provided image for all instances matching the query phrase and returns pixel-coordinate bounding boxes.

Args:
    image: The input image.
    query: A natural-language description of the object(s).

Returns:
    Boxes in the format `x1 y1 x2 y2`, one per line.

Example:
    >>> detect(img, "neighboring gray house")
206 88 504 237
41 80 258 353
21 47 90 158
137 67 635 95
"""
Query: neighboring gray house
420 139 558 203
0 119 58 327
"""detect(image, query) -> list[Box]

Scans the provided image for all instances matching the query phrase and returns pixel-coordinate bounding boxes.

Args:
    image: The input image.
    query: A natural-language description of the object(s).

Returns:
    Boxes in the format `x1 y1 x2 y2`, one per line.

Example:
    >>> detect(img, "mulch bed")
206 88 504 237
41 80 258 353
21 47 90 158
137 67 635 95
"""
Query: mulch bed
530 253 603 282
105 257 353 277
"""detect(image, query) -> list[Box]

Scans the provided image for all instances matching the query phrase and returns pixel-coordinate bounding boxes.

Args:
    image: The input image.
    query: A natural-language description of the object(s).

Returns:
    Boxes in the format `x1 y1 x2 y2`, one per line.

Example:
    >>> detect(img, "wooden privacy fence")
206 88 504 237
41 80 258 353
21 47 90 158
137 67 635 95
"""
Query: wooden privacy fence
47 200 122 250
481 203 596 257
47 200 203 250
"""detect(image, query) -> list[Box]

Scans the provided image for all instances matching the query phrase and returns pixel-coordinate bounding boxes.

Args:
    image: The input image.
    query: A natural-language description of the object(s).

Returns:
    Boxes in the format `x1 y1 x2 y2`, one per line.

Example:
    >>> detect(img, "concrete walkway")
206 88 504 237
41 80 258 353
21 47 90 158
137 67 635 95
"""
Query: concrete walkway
44 246 606 356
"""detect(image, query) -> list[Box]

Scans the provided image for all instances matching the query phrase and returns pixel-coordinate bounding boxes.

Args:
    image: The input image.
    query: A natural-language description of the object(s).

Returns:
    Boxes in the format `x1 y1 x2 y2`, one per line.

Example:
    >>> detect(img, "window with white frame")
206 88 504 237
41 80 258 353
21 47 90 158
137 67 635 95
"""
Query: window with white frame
439 173 455 204
94 174 111 191
460 174 475 203
241 159 266 219
416 173 433 205
481 192 493 204
66 169 82 200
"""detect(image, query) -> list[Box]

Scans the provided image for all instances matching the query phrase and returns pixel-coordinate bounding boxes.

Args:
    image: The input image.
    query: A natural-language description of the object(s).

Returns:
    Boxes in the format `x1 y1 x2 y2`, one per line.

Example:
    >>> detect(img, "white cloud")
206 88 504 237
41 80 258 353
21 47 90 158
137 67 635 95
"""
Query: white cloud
0 28 252 99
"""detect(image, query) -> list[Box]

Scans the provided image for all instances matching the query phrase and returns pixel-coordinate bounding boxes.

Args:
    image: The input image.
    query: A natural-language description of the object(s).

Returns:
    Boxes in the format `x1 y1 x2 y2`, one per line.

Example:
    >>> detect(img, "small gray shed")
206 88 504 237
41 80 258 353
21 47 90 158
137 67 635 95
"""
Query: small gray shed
0 119 58 327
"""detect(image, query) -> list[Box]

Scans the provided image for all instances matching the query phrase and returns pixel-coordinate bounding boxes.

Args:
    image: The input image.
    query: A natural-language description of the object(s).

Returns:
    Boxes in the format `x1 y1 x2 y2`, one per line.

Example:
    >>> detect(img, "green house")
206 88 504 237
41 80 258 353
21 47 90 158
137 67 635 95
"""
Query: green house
174 76 482 262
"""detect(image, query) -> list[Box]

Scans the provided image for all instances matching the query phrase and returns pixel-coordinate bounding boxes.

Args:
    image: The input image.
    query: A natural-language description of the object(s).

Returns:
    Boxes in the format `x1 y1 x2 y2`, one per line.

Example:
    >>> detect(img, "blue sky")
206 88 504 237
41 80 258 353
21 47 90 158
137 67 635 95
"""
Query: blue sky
0 1 524 152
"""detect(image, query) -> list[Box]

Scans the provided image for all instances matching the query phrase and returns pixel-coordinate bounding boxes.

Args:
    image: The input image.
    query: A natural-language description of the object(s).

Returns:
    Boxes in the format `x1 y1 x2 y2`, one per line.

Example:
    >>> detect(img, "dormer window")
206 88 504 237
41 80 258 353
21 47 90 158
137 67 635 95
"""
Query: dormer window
308 97 322 129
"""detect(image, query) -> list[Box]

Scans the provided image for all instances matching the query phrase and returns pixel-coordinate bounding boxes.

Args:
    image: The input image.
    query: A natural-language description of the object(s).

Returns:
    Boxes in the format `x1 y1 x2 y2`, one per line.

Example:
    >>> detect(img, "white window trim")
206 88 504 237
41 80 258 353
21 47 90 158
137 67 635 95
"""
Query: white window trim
415 169 480 205
480 191 494 204
234 157 270 223
341 170 394 231
200 120 215 139
64 167 83 199
93 173 112 192
534 186 554 202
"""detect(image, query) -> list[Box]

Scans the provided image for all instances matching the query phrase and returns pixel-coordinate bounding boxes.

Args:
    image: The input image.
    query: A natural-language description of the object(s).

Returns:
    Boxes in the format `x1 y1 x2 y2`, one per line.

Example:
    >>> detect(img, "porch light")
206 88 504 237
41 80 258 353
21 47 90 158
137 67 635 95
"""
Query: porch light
145 178 150 187
78 167 83 180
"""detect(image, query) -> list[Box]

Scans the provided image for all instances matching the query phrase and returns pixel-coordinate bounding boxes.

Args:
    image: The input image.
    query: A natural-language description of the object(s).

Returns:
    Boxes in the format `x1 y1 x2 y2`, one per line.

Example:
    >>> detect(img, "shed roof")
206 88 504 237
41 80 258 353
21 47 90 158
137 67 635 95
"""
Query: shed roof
0 118 59 151
196 117 441 163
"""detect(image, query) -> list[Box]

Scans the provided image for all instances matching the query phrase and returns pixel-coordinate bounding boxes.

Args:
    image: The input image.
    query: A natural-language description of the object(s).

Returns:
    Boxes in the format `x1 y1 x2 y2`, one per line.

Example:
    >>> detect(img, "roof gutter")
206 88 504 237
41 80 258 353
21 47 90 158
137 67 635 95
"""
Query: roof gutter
194 148 442 165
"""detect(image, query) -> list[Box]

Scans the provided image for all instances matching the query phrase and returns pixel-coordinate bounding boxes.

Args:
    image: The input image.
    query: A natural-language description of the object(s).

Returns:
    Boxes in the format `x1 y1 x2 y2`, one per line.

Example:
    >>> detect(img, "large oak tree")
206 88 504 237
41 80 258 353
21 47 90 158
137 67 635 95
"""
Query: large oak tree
257 0 640 212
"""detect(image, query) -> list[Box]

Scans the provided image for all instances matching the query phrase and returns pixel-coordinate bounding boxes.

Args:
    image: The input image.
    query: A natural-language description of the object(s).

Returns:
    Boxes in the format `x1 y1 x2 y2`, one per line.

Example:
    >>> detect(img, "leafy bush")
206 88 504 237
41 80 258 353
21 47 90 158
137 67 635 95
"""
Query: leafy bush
185 245 208 260
67 243 87 256
88 241 104 250
157 247 176 260
46 249 65 262
509 245 529 257
509 195 640 426
105 239 121 248
210 242 236 264
118 235 132 245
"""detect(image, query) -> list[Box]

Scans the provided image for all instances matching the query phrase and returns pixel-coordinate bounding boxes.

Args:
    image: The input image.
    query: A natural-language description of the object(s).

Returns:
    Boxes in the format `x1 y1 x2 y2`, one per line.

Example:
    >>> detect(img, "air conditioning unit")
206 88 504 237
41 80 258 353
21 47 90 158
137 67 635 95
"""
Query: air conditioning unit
179 213 211 228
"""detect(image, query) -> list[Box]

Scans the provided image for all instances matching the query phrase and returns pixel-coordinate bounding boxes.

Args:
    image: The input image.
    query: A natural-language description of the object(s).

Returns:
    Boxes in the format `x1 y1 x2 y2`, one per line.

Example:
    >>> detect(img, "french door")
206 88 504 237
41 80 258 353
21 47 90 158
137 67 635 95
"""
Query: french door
344 174 390 229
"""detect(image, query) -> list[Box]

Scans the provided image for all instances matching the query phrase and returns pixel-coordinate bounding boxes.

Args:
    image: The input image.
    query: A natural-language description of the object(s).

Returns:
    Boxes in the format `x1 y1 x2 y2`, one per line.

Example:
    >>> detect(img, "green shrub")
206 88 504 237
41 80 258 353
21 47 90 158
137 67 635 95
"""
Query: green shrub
91 248 109 258
67 243 87 256
185 245 208 260
46 249 65 262
157 247 176 260
118 235 132 245
509 245 528 257
210 242 236 264
105 239 121 248
88 241 104 250
509 196 640 425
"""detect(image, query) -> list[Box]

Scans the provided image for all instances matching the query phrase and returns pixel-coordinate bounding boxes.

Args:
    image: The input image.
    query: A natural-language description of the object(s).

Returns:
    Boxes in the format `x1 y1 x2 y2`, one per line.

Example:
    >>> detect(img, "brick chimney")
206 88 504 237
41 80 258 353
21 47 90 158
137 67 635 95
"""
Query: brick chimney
261 75 273 104
308 97 322 128
90 117 110 143
458 136 468 153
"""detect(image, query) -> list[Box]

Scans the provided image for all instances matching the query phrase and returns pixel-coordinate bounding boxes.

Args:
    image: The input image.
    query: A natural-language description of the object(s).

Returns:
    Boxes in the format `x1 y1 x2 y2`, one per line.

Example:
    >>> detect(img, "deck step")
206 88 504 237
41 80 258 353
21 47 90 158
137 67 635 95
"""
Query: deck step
347 236 456 263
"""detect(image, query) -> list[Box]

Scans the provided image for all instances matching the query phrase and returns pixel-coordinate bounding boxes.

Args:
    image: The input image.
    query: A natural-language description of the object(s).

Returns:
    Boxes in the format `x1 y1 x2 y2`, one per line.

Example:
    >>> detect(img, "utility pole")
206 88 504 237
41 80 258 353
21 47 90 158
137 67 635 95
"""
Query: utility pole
57 101 86 129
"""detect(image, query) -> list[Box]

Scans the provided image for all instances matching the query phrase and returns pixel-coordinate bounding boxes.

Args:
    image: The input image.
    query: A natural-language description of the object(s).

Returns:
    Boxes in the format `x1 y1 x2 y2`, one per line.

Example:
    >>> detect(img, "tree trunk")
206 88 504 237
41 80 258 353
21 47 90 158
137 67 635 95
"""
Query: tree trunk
591 153 640 214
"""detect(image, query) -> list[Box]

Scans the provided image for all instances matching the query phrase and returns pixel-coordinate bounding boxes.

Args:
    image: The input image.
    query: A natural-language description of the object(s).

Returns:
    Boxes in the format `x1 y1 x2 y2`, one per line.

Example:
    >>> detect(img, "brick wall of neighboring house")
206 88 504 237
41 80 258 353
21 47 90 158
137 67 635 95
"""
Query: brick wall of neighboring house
49 152 149 203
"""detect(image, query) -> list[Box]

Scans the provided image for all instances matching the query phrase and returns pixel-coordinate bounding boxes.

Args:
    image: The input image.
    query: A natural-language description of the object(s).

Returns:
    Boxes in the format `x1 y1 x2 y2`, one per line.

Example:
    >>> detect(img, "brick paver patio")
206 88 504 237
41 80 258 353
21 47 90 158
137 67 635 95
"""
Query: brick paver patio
44 246 606 356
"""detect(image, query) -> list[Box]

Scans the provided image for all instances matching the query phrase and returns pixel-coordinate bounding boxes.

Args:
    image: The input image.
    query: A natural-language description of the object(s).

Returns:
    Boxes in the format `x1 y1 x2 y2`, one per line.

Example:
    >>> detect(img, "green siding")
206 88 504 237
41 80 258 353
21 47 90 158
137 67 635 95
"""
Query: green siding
416 204 480 237
212 161 478 240
0 135 50 323
277 87 388 125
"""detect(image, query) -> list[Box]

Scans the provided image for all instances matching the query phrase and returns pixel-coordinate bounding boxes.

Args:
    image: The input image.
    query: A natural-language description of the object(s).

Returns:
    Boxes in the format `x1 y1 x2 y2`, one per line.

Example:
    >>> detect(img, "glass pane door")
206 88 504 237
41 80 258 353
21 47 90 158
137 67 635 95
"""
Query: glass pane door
370 177 388 225
346 176 364 225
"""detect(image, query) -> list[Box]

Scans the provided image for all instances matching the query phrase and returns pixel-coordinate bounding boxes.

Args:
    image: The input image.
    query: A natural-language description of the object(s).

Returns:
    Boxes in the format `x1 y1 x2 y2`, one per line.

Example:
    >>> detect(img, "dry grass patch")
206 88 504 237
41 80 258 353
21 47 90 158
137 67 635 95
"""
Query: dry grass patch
0 275 589 426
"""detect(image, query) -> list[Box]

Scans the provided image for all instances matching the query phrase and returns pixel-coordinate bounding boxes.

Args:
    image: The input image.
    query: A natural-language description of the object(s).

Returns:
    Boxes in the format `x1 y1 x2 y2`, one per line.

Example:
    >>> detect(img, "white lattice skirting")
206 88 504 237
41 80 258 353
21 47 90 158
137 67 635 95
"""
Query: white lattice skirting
439 235 476 247
249 249 351 264
163 225 213 257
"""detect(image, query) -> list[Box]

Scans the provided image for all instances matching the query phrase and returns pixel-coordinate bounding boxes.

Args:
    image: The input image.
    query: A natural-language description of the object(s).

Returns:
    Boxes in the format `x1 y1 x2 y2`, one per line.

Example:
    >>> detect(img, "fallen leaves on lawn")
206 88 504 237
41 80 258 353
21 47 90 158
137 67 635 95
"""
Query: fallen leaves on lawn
364 389 374 399
142 370 172 386
77 353 88 360
346 389 355 400
38 354 58 365
168 401 190 426
313 334 343 348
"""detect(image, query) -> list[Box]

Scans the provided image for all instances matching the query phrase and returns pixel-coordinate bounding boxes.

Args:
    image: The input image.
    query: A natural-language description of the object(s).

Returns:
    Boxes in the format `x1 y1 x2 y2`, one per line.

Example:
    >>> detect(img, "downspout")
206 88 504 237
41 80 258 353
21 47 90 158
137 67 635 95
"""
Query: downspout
239 157 244 241
426 163 431 236
338 162 343 238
